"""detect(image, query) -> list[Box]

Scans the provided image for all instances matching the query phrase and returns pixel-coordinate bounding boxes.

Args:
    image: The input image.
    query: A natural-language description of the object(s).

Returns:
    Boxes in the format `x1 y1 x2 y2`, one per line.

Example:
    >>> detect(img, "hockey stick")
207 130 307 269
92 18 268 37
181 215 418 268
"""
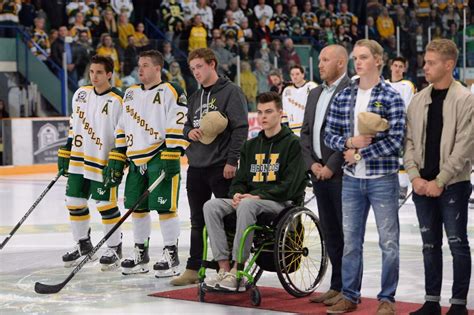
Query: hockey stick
0 171 63 250
34 171 166 294
398 190 413 210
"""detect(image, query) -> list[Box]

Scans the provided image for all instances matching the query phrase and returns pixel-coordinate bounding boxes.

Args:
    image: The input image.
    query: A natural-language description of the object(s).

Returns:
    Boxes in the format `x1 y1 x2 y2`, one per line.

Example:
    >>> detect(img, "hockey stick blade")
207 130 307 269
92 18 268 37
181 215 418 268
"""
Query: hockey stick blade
34 171 166 294
1 171 62 250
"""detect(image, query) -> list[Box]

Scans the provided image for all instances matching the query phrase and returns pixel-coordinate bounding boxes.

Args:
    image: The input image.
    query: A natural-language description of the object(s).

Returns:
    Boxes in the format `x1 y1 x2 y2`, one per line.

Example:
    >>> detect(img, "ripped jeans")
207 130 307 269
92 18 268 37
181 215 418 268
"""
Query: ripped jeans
413 180 472 305
341 173 400 303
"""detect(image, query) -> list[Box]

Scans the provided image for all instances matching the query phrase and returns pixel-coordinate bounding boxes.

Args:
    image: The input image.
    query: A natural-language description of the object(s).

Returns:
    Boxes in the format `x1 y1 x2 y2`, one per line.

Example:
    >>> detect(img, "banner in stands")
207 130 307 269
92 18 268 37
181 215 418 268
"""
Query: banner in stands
32 119 69 164
248 112 262 139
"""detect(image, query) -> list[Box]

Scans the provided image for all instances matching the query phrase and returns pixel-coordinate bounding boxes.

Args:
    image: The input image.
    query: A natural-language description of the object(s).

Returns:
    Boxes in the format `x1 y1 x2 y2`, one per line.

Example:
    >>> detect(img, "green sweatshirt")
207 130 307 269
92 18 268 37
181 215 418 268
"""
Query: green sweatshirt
229 125 308 203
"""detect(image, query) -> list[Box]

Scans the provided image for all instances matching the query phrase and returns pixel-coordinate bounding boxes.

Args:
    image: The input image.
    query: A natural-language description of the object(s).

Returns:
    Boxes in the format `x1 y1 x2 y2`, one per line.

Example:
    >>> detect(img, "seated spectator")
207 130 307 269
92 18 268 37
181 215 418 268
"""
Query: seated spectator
202 91 307 291
227 0 245 26
442 5 461 34
96 33 122 87
302 0 320 37
84 0 101 33
166 61 186 90
95 7 118 38
133 22 150 50
111 0 134 19
188 14 208 52
190 0 213 30
255 16 271 44
49 28 59 45
239 42 253 63
269 3 289 38
75 30 95 80
366 16 380 42
254 0 273 26
212 36 234 78
30 17 51 61
288 5 304 42
320 17 336 46
118 12 135 49
269 38 283 69
335 24 352 52
338 2 357 32
240 18 253 42
220 10 243 42
239 0 254 28
226 36 239 57
123 35 138 76
348 23 360 46
66 0 89 25
162 41 176 69
255 39 272 73
70 12 93 44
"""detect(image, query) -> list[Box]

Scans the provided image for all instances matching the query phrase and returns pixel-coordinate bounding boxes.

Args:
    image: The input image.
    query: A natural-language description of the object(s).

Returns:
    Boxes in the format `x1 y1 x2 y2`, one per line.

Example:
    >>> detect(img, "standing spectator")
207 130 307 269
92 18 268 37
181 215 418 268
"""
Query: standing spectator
212 36 235 78
133 22 150 50
240 18 253 42
255 16 271 44
288 5 304 42
227 0 245 26
269 39 283 69
170 48 248 286
441 5 461 34
324 39 405 315
446 22 462 47
70 12 93 44
190 0 213 31
0 0 21 38
111 0 133 18
166 61 186 90
75 30 95 80
320 17 337 46
219 10 243 41
269 3 289 38
405 39 473 315
282 64 317 136
335 25 352 52
301 44 350 307
254 58 270 94
161 0 185 42
96 33 122 87
96 7 118 38
188 14 208 52
281 38 301 76
84 0 101 33
302 0 320 37
66 0 88 25
239 0 254 29
123 35 138 76
348 23 360 46
255 39 272 73
30 17 51 61
118 12 135 49
254 0 273 26
51 26 79 87
338 2 357 32
49 28 59 45
162 41 175 69
376 8 395 42
366 16 380 42
237 61 258 111
239 42 253 63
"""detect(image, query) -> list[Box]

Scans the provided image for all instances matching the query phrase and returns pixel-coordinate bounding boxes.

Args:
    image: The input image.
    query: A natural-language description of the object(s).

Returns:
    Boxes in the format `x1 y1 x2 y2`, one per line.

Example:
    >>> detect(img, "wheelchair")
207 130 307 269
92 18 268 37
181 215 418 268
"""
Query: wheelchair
197 205 328 306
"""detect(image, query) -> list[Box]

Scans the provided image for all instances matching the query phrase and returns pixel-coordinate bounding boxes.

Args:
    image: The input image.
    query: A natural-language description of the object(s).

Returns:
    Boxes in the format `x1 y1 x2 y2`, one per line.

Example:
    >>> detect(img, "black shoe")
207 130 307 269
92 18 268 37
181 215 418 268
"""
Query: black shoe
100 243 122 271
409 301 441 315
121 240 150 275
62 228 97 267
446 304 468 315
153 245 180 278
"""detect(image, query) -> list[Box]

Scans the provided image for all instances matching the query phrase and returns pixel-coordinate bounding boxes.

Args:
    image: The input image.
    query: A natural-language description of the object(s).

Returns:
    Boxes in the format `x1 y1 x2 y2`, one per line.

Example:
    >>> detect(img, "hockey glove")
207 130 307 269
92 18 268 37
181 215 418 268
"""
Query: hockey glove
160 150 181 180
57 145 71 176
103 148 127 188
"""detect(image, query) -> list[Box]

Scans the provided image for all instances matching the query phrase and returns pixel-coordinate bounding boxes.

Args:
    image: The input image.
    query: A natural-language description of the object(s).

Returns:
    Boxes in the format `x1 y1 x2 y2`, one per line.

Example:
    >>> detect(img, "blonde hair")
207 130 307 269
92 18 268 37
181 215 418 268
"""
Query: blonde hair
354 39 384 70
425 39 458 62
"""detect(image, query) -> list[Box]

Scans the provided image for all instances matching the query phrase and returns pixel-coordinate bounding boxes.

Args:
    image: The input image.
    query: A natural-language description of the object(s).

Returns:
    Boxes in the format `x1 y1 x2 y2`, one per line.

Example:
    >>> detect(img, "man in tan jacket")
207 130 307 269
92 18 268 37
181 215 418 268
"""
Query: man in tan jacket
404 39 473 315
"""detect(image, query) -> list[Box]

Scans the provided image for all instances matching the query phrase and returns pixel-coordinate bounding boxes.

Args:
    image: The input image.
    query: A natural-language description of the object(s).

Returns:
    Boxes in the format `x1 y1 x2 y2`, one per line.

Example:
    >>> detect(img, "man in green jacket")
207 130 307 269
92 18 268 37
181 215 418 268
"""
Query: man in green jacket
202 91 308 292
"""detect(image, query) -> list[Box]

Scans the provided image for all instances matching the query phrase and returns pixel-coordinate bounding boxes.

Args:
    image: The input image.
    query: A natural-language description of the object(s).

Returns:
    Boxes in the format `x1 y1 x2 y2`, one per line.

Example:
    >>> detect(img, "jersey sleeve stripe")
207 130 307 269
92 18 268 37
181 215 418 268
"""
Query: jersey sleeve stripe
165 82 178 101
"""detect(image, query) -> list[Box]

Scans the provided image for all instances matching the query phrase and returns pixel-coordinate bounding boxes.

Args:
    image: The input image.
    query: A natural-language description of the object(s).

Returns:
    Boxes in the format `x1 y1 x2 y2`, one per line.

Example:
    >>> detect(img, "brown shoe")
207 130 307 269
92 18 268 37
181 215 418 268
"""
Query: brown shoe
309 289 340 303
324 292 344 306
376 301 396 315
326 298 357 314
169 269 199 286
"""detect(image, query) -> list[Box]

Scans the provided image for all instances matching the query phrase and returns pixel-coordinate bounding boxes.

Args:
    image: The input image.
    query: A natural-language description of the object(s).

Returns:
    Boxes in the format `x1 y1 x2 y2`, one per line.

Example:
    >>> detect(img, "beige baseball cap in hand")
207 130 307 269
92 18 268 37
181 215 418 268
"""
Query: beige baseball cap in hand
199 111 229 145
358 112 389 136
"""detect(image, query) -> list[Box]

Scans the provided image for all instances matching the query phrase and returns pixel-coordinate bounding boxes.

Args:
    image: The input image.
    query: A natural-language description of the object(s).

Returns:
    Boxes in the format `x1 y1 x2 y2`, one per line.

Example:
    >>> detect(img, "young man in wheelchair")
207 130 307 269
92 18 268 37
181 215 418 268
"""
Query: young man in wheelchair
202 91 308 292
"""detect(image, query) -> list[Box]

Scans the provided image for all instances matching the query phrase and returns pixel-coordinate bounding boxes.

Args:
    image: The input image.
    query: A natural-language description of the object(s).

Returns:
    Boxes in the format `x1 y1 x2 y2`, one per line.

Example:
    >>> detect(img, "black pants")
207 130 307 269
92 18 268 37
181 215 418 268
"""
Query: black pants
186 166 232 270
313 178 344 291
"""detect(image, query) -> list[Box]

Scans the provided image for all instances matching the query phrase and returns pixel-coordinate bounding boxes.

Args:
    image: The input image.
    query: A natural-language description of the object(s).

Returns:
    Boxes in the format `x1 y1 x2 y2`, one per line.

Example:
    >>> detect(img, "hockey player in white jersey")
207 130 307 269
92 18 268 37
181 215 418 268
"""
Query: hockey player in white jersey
104 50 188 277
282 65 317 136
386 56 417 202
57 55 126 271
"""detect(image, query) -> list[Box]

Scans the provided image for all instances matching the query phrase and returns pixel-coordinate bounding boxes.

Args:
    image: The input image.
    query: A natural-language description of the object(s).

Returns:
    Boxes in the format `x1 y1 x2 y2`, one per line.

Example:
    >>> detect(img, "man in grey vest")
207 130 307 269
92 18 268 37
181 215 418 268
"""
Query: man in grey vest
300 44 350 306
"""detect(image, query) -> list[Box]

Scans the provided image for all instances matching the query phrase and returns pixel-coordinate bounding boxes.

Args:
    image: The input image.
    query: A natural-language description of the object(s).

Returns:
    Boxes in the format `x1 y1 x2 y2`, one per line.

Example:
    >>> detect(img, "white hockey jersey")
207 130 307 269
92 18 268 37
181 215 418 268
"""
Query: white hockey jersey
282 81 318 136
68 86 126 182
386 79 416 110
120 82 188 166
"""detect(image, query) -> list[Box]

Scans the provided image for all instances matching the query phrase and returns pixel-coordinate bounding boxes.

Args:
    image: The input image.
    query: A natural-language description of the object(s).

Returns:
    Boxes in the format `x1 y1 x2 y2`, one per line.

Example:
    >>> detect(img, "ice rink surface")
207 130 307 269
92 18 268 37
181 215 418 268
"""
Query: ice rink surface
0 169 473 314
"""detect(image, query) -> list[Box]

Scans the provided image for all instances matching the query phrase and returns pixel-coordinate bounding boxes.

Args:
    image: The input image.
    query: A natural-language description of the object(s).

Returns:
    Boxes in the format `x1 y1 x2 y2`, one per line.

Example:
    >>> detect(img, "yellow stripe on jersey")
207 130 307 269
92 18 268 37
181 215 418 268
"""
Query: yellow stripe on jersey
165 82 178 101
102 217 121 224
84 165 103 175
70 151 107 165
115 138 126 146
166 139 189 148
70 161 84 168
127 143 162 156
166 128 184 135
116 129 125 134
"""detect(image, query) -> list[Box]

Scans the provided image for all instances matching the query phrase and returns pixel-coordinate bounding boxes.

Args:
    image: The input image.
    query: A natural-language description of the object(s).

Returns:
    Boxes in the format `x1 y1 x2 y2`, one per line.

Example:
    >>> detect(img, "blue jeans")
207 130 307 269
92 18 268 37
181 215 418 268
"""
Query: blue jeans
341 173 400 303
412 180 472 305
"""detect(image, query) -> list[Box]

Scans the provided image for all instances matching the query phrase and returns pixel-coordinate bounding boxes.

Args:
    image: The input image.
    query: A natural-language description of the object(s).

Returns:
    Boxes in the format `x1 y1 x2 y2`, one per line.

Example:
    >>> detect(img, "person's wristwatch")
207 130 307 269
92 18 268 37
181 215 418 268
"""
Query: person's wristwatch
353 149 362 162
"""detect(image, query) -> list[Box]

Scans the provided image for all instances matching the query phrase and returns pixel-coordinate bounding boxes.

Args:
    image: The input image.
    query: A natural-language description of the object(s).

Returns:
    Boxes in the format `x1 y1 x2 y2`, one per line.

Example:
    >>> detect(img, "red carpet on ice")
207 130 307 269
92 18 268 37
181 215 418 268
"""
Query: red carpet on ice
150 286 472 314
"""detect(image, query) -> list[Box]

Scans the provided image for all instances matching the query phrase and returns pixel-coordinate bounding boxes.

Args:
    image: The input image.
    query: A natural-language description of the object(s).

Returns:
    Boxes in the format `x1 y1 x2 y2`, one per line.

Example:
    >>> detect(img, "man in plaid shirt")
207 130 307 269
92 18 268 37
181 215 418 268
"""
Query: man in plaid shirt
324 39 406 315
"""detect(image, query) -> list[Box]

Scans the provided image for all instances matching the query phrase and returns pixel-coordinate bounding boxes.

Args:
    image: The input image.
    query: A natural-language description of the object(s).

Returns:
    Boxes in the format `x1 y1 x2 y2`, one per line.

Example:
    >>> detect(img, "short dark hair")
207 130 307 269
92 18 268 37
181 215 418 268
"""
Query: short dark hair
188 48 218 70
268 69 282 78
391 56 407 65
139 50 164 68
256 91 282 110
90 55 114 74
290 64 305 74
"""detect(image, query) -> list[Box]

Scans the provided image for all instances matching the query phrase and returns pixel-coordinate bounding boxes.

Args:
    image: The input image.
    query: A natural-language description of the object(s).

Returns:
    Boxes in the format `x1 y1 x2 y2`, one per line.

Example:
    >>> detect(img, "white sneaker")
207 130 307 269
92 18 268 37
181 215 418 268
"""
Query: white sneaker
204 270 226 289
217 272 246 292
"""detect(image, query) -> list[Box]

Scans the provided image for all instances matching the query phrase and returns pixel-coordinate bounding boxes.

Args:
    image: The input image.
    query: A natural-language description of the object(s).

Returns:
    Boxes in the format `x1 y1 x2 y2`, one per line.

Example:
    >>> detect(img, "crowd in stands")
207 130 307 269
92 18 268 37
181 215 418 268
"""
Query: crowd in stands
0 0 472 112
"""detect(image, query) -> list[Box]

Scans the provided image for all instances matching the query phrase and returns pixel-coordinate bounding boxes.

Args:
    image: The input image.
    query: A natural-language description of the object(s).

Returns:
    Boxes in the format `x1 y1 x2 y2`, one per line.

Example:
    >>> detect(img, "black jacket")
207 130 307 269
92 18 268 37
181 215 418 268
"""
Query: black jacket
300 75 351 181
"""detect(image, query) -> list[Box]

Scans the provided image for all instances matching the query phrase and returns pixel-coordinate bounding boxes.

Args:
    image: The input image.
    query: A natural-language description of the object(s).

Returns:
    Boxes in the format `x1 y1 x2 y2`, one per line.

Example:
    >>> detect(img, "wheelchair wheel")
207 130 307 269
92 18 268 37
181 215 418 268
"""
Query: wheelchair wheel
250 286 261 306
273 207 327 297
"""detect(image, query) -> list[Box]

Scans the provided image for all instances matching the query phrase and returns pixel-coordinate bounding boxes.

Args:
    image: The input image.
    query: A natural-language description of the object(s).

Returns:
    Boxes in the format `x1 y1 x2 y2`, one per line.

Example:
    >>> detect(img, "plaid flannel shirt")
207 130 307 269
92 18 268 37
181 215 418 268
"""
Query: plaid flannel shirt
324 78 406 176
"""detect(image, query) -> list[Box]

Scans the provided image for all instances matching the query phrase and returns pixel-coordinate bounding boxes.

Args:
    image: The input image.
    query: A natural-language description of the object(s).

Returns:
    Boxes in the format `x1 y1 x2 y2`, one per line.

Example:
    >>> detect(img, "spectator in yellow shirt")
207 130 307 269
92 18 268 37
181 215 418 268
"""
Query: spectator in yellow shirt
96 33 122 87
188 14 208 52
376 8 395 41
133 22 149 50
118 12 135 49
237 61 258 111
